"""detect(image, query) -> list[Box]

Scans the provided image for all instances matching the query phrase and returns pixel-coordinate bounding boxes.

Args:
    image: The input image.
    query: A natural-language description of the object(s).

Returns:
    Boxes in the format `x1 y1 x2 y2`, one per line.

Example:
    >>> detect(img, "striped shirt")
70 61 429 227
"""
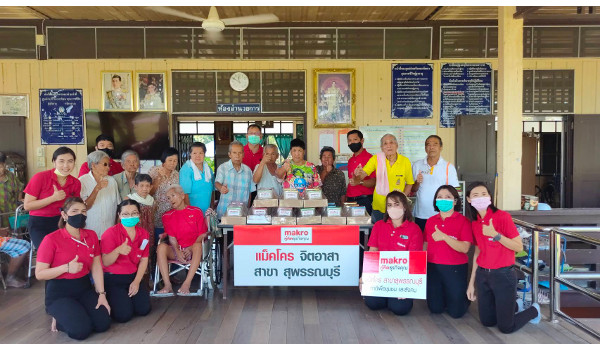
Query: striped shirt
215 160 253 219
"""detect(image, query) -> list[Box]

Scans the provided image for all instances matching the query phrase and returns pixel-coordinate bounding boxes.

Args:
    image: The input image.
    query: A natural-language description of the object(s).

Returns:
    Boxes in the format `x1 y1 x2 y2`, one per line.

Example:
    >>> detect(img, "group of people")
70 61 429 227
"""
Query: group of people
0 126 542 340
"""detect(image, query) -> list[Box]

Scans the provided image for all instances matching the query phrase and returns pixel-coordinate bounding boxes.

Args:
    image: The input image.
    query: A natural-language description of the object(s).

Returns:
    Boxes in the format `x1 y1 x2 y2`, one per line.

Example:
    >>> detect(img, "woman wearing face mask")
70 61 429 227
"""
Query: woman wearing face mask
360 190 423 316
100 199 151 323
465 181 541 333
424 185 472 318
24 147 82 248
35 197 111 340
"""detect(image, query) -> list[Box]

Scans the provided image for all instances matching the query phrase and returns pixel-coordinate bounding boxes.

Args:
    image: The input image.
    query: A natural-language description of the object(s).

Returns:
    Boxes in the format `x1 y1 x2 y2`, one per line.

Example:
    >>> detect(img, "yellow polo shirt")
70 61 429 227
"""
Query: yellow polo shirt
363 153 414 213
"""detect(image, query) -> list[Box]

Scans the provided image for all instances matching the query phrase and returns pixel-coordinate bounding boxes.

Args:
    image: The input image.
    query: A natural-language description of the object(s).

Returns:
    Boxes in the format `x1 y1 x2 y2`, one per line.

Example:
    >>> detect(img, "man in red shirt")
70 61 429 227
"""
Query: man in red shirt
243 124 263 203
78 134 124 177
346 130 375 214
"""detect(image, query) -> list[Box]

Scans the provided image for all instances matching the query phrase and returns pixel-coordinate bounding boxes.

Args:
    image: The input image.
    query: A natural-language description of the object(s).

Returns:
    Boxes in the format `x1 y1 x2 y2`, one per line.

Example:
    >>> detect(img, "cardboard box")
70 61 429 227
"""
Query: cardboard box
253 198 279 207
246 215 272 224
321 216 347 225
279 199 304 208
346 214 371 225
303 199 328 208
297 216 322 225
272 216 297 225
220 216 247 225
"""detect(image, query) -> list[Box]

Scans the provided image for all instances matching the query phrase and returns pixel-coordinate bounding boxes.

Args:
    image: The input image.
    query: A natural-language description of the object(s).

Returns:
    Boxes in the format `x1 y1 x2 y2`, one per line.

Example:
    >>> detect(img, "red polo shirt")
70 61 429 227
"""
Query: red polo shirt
37 228 100 279
425 212 473 265
368 219 423 252
24 170 81 217
472 208 520 269
162 206 207 248
101 224 150 275
242 144 263 174
78 159 123 178
347 149 375 197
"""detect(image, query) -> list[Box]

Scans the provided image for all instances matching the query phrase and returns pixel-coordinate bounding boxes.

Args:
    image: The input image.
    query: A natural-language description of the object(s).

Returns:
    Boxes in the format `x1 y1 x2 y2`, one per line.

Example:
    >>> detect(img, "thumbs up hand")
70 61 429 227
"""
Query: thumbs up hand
52 185 66 202
431 225 447 242
282 160 291 173
67 255 83 274
482 218 497 237
354 164 367 179
117 240 131 255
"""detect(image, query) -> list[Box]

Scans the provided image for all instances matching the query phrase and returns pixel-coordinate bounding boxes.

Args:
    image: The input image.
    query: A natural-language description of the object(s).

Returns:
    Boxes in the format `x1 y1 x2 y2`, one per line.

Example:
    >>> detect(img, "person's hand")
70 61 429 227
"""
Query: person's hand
182 246 192 260
482 219 497 237
51 185 66 202
260 155 269 165
175 249 187 264
67 255 83 274
117 240 131 255
128 280 140 297
349 175 359 186
417 172 424 184
282 160 291 173
99 177 109 189
205 208 215 216
431 225 447 242
158 166 167 178
354 164 366 178
467 283 477 301
220 184 229 194
96 294 111 315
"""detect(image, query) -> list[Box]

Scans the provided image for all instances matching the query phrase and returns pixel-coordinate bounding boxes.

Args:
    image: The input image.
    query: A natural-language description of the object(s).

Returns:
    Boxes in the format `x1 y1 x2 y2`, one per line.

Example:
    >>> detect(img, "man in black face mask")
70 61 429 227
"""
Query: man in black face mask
346 129 375 215
78 134 124 177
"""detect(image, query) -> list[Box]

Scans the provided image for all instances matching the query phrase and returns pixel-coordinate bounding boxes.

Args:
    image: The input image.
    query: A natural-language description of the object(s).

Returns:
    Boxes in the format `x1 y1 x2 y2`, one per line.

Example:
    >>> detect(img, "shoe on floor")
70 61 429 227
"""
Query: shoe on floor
529 303 542 324
6 277 27 288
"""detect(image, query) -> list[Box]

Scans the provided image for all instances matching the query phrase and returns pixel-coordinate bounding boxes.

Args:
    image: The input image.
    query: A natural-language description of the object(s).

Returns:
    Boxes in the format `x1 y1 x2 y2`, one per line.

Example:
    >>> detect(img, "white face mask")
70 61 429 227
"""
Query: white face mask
387 207 404 220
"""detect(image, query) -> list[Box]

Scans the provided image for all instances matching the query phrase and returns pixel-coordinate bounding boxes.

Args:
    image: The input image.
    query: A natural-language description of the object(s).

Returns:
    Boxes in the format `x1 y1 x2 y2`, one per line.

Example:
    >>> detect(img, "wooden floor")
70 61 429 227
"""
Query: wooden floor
0 280 598 344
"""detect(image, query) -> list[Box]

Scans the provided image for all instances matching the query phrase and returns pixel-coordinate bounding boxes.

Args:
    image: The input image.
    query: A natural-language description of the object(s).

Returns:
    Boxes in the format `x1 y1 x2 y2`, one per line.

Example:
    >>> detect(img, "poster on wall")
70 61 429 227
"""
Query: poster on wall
360 125 436 164
440 63 492 128
39 89 84 145
234 225 359 286
391 64 433 119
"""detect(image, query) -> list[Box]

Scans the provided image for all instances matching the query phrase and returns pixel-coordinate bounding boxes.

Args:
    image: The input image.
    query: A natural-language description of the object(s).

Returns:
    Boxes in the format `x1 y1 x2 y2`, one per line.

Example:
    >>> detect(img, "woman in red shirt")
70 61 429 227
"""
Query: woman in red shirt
35 197 111 340
24 147 81 248
361 190 423 315
424 185 472 318
465 181 541 333
101 199 151 323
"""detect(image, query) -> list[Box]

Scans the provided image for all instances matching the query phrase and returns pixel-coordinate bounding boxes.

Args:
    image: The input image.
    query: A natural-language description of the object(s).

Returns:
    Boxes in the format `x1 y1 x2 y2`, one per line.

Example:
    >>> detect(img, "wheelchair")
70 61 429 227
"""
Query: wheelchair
0 204 33 289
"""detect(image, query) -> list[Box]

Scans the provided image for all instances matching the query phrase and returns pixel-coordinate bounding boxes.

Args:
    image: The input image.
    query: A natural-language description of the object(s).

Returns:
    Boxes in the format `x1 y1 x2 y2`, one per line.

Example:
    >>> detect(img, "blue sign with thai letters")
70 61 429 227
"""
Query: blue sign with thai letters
40 89 84 145
217 103 261 113
440 63 492 128
391 64 433 119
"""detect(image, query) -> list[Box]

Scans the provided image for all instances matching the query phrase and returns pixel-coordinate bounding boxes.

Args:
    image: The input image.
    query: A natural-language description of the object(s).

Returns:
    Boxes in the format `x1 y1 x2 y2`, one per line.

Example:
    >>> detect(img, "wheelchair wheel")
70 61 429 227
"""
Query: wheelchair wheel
212 237 223 286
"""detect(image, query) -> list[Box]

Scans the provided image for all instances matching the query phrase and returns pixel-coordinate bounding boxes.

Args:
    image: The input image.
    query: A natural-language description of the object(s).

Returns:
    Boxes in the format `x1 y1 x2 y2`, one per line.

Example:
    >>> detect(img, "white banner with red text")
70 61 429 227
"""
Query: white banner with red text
234 225 359 286
361 251 427 299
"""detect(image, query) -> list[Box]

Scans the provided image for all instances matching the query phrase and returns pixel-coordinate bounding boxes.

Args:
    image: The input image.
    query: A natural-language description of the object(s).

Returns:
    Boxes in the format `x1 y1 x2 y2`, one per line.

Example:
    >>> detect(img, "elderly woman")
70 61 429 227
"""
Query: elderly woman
276 138 321 195
354 133 414 223
316 146 347 206
155 185 208 296
113 150 140 201
149 147 179 242
252 144 283 198
79 150 120 239
179 142 214 214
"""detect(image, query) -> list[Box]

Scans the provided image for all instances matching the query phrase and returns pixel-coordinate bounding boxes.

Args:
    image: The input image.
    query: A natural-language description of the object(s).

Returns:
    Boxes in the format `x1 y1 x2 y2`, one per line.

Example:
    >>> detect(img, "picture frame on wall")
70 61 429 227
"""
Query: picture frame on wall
314 69 355 128
101 71 133 111
136 72 167 111
0 94 29 117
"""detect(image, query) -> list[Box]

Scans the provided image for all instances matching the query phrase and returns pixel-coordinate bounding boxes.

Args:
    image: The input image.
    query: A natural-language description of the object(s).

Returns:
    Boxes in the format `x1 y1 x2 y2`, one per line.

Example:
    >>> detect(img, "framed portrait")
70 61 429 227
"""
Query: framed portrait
101 71 133 111
314 69 355 128
136 72 167 112
0 94 29 117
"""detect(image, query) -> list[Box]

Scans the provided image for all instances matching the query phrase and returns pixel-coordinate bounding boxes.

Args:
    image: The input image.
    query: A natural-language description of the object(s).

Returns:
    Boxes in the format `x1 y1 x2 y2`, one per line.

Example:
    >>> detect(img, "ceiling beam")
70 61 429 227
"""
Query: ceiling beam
514 6 541 19
424 6 443 21
25 6 50 19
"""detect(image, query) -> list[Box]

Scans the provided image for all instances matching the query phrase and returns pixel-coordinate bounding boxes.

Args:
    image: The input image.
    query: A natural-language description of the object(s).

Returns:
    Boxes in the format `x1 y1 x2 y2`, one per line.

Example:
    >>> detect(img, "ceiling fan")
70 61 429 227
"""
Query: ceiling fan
146 6 279 32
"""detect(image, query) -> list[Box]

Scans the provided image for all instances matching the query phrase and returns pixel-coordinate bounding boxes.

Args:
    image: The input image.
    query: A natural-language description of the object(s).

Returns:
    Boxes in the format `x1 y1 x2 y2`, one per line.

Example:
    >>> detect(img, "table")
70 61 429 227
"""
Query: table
216 224 373 299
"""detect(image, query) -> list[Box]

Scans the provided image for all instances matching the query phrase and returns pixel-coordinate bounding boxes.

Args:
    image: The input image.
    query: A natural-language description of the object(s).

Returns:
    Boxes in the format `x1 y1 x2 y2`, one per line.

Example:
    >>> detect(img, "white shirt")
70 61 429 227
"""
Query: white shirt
412 156 459 220
79 172 120 239
254 163 283 198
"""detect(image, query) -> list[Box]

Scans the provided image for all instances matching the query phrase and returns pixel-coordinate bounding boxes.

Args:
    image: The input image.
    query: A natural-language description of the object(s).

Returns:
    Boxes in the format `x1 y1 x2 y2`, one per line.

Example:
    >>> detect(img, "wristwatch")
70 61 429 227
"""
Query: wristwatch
492 233 502 242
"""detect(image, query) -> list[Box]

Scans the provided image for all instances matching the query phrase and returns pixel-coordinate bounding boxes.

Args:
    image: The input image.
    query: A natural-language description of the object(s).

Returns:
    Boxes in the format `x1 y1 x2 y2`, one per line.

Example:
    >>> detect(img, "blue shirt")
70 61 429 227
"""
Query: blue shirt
215 160 253 219
179 161 214 214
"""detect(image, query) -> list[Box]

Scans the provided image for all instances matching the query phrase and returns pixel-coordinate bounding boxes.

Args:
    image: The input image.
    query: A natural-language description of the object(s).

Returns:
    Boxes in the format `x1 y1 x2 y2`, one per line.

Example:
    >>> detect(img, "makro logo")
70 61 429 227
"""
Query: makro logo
281 227 312 244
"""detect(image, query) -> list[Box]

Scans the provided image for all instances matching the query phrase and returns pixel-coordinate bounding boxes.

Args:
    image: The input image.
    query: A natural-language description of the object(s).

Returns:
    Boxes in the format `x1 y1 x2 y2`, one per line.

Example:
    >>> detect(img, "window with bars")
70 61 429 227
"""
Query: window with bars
290 29 336 59
262 71 306 112
96 28 144 59
47 27 96 59
531 27 579 58
338 29 383 59
171 71 217 113
243 29 288 59
0 27 36 59
580 27 600 57
196 28 240 59
385 28 432 59
440 27 487 58
146 28 193 58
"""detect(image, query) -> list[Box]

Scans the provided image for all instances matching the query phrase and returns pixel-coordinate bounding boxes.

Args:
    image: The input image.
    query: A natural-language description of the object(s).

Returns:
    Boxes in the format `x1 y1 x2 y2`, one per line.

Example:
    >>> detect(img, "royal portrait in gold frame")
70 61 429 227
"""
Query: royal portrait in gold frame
101 71 133 112
135 72 167 112
313 69 355 128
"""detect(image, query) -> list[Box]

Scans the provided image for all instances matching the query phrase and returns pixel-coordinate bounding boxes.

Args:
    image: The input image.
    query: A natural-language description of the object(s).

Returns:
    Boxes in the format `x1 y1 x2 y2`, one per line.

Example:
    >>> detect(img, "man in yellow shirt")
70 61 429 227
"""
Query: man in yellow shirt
354 133 414 223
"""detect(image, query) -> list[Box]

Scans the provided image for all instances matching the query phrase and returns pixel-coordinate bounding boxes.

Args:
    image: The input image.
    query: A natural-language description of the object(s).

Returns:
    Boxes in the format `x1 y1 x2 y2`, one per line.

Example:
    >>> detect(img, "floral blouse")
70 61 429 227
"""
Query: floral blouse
316 165 347 206
148 166 179 228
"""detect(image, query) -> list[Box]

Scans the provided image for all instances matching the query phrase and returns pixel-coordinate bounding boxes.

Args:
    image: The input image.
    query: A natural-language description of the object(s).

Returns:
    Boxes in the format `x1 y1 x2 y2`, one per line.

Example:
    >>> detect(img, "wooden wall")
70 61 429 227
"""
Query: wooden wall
1 58 600 179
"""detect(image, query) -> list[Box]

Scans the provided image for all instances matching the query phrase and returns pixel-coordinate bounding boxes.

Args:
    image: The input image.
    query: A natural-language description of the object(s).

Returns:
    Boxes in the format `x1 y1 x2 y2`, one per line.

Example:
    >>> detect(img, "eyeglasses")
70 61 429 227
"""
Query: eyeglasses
120 213 140 218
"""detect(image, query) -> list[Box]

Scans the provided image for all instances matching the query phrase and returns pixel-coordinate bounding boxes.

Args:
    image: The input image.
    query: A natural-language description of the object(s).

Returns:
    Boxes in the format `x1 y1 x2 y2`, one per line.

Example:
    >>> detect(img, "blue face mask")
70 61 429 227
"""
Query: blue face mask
121 217 140 228
436 199 455 213
247 135 261 145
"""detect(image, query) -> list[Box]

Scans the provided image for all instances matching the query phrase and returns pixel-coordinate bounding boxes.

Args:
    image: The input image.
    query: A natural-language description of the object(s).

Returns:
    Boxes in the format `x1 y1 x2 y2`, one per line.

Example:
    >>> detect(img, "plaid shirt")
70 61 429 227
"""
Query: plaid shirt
0 171 23 227
215 160 253 219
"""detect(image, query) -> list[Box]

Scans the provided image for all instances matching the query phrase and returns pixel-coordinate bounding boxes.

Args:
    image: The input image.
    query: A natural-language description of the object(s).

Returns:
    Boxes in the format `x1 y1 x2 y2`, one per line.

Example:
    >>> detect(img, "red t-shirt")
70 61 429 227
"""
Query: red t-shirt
37 228 100 279
101 224 150 275
472 208 520 269
347 149 375 197
24 170 81 217
78 159 124 178
242 144 263 176
425 212 473 265
162 206 207 248
368 219 423 252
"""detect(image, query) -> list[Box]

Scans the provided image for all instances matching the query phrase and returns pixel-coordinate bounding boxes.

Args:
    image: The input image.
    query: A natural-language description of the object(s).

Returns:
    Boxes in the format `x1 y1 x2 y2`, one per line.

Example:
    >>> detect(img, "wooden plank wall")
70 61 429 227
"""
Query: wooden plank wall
1 58 600 180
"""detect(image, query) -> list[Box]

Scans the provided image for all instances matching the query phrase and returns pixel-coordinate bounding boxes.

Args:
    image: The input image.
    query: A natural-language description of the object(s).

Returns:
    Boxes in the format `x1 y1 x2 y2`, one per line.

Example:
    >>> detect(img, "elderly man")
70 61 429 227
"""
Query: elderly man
354 133 414 223
252 144 283 198
215 141 253 219
113 150 140 201
411 135 459 232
